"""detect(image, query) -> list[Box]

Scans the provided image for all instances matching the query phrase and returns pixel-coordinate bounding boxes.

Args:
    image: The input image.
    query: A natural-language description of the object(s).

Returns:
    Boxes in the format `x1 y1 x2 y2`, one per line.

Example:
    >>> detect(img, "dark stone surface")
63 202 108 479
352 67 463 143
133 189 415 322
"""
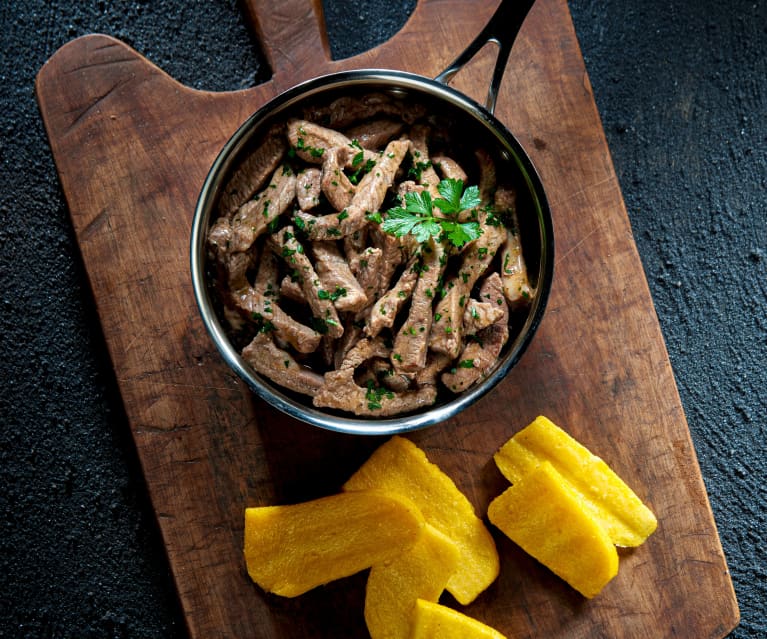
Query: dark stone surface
0 0 764 637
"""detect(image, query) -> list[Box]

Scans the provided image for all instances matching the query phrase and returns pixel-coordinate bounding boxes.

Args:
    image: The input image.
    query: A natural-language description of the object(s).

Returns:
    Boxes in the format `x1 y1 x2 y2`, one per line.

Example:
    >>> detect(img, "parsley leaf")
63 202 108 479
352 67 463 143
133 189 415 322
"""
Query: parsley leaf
440 220 480 248
382 207 423 238
380 179 482 249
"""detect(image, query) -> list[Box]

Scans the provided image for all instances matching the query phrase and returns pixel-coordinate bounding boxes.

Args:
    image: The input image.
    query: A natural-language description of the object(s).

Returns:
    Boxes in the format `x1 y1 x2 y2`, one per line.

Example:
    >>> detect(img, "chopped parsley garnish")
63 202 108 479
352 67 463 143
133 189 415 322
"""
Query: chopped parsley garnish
348 158 376 185
317 286 347 302
365 380 394 410
294 136 324 158
259 320 276 334
408 160 432 181
310 316 334 334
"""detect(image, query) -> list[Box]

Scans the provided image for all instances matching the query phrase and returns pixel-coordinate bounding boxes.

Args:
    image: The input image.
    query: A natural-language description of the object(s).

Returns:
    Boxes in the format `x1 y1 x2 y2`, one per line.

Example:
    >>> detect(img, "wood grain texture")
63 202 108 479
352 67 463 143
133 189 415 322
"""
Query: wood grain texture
35 0 739 637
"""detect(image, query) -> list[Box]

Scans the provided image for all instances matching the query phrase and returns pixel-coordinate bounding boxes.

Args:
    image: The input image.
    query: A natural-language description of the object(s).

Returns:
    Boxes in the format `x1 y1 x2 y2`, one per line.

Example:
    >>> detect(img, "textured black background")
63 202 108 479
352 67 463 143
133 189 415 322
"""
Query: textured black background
1 0 765 637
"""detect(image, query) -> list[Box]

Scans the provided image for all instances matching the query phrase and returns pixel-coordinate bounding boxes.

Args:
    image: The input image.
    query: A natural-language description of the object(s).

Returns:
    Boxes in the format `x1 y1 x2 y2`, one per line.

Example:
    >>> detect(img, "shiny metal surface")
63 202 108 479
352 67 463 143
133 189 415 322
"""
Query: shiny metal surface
190 70 554 434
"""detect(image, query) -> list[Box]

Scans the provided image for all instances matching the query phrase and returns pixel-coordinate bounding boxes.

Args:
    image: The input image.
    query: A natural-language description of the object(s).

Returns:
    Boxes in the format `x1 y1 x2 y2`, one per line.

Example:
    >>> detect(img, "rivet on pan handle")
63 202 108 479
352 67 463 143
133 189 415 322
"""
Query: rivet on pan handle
435 0 537 114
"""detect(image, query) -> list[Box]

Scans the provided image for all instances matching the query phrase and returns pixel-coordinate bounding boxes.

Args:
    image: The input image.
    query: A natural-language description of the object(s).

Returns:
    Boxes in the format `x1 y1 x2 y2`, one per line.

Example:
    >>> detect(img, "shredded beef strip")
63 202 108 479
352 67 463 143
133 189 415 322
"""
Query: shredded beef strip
392 239 447 374
310 241 368 312
442 273 509 393
426 148 505 357
343 226 369 277
207 217 233 265
269 226 343 339
230 249 320 354
299 139 409 241
370 359 412 393
495 187 534 308
344 118 404 150
229 164 297 254
217 248 257 329
463 299 505 334
365 254 419 338
316 335 336 369
397 179 424 199
414 351 453 387
224 248 255 291
278 275 304 303
287 119 377 166
313 338 437 416
295 168 322 210
475 148 497 206
242 332 325 396
351 246 384 301
232 280 321 355
429 209 506 359
407 124 442 198
217 124 286 217
433 154 468 183
333 319 365 370
303 93 426 130
321 147 357 210
252 247 280 297
222 305 247 332
369 223 408 296
353 357 411 394
456 148 496 225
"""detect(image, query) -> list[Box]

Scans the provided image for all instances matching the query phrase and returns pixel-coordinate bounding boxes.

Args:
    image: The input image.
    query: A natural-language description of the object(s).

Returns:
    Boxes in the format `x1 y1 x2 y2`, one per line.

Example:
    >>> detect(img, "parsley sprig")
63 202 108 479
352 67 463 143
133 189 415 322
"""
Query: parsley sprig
381 179 482 248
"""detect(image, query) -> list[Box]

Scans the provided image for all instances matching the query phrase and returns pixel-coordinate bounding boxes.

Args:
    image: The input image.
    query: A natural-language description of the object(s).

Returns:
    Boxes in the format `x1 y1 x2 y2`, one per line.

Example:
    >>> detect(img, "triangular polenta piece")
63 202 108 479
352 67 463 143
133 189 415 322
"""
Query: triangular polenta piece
410 599 507 639
343 436 499 604
243 490 424 597
365 524 460 639
494 415 657 546
488 461 619 598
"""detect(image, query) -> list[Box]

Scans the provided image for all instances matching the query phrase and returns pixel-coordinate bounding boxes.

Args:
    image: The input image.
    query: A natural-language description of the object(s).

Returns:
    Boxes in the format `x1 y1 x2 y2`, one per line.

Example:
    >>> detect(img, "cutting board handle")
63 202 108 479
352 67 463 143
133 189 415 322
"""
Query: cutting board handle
238 0 332 83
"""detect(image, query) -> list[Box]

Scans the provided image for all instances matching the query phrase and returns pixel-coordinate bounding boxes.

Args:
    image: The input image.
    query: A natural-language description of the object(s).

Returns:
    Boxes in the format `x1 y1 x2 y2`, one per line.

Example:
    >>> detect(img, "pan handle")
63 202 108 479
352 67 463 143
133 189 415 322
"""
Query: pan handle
434 0 537 114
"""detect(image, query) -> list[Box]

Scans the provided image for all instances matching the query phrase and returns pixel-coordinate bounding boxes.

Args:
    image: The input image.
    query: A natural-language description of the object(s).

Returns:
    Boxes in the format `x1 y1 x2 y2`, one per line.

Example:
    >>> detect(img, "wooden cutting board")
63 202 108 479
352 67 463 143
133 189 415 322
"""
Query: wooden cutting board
36 0 739 636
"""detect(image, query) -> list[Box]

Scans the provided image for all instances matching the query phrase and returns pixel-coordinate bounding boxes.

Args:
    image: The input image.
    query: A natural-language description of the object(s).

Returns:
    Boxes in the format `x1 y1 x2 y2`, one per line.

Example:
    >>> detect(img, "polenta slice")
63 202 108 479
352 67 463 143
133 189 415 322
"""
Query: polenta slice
410 599 507 639
243 490 424 597
343 436 499 605
494 415 657 547
365 524 460 639
488 461 619 598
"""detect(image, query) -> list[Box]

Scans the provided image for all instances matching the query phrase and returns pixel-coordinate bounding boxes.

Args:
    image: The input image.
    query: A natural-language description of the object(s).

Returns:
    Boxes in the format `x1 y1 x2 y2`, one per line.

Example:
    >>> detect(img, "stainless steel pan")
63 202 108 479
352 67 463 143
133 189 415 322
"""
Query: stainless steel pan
190 0 553 434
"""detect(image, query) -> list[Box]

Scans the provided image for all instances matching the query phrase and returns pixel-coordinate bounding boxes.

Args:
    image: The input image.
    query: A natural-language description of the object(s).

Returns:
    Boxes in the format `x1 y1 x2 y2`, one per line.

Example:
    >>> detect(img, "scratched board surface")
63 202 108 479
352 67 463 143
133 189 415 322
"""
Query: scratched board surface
36 0 738 636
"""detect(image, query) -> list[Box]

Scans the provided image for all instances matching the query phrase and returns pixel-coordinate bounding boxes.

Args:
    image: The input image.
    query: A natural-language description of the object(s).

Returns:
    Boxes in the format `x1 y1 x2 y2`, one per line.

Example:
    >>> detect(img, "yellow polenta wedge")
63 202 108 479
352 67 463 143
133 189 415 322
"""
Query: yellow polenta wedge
494 415 657 547
243 490 424 597
410 599 507 639
488 461 619 598
343 436 499 605
365 524 460 639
